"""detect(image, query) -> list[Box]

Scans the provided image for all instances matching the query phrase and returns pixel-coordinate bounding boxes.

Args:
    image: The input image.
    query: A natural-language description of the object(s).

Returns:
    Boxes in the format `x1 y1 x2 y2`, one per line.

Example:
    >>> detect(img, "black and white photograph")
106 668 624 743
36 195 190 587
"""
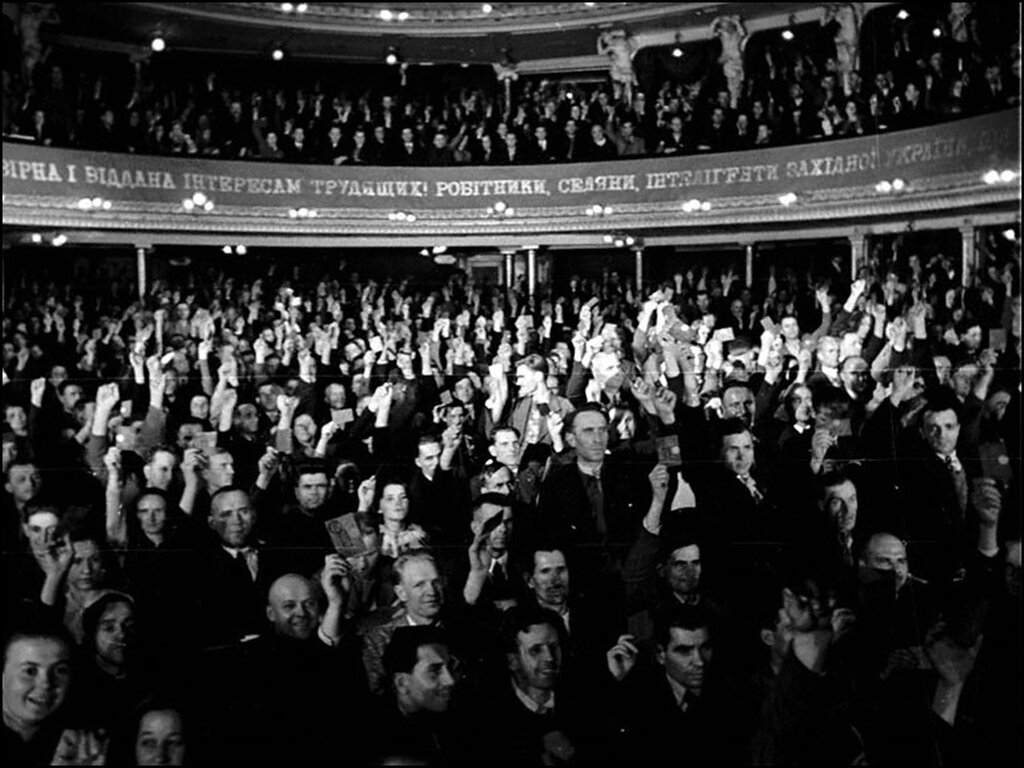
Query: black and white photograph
2 2 1020 765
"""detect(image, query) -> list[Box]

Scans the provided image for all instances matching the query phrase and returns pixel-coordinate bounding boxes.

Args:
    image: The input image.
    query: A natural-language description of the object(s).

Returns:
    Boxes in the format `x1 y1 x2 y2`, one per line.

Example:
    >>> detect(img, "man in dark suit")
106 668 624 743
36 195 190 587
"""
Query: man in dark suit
211 570 369 765
372 625 471 764
538 404 645 553
461 493 518 612
480 605 594 765
897 392 973 581
194 486 287 649
529 125 559 163
559 118 583 162
690 418 782 552
391 126 424 165
285 125 313 163
320 124 347 165
504 132 527 165
605 604 743 764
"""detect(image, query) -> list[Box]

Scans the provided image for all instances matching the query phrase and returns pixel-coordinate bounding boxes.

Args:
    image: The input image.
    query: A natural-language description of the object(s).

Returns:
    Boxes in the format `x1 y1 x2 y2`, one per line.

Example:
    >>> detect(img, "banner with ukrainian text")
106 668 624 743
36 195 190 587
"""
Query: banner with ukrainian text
3 110 1019 212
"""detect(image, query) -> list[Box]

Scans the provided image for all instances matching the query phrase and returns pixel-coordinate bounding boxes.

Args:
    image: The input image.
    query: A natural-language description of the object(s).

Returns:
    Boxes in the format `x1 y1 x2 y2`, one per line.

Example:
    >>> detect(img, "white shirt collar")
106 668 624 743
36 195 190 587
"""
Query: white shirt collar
512 680 555 715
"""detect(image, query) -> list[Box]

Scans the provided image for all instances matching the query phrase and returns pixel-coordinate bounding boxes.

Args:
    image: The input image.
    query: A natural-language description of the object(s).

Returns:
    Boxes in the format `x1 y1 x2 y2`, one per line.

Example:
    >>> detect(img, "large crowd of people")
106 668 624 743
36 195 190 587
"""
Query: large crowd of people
2 223 1020 764
2 2 1022 766
2 4 1020 165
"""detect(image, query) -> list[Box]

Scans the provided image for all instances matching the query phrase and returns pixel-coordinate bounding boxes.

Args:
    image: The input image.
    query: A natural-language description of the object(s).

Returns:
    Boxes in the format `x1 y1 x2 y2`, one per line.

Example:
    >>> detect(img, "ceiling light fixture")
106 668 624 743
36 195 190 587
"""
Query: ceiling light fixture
151 36 166 52
272 48 284 61
380 9 394 21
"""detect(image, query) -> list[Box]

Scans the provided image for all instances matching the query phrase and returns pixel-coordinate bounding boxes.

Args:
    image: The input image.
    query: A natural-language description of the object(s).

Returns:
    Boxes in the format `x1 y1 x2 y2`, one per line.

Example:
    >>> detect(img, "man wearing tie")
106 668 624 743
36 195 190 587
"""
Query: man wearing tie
531 125 558 163
898 393 972 582
604 605 741 764
462 493 517 611
692 419 780 552
194 486 285 649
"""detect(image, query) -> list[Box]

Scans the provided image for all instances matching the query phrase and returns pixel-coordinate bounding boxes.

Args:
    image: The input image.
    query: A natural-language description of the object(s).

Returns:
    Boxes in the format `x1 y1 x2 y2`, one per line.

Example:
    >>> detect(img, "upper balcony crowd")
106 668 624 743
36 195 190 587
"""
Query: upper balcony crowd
2 4 1020 167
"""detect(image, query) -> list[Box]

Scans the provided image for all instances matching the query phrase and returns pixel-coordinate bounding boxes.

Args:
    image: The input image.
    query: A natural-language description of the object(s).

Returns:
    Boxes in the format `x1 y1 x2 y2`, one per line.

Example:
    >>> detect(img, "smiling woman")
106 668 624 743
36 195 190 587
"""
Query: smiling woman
1 612 77 765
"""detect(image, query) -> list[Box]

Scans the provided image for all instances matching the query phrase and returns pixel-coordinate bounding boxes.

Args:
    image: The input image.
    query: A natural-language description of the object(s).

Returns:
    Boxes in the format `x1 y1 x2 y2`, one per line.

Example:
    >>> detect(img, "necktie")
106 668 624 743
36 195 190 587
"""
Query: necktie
945 456 968 516
490 558 508 591
233 549 254 583
582 472 608 537
739 475 763 503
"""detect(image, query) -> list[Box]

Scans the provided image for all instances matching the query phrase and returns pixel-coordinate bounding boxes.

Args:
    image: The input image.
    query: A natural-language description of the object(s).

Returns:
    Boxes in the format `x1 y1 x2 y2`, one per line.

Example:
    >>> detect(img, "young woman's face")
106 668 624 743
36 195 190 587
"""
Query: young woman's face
379 483 409 523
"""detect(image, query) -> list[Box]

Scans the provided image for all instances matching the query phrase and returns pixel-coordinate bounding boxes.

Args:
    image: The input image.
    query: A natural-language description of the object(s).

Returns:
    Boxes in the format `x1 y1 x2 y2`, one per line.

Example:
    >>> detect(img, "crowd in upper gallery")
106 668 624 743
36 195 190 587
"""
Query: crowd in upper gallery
2 3 1020 166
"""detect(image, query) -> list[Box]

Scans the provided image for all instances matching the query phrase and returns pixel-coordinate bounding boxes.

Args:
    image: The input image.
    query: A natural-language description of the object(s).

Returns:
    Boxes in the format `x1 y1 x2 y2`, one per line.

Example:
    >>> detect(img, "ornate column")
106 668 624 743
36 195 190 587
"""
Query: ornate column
135 245 148 300
526 247 537 299
848 233 867 281
959 226 976 287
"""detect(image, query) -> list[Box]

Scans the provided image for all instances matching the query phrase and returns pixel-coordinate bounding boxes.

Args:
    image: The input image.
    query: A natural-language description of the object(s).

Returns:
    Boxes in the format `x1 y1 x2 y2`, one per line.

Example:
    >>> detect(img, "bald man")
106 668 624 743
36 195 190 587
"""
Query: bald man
860 533 910 594
217 565 370 765
265 573 326 643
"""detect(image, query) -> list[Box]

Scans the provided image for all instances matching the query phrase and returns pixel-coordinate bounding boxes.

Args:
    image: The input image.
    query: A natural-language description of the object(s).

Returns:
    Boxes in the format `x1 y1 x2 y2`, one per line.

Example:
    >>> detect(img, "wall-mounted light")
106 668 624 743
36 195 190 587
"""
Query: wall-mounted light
487 201 515 217
182 192 214 212
983 169 1019 185
76 197 112 211
385 46 400 65
271 48 285 61
681 199 711 213
52 234 68 247
151 35 166 53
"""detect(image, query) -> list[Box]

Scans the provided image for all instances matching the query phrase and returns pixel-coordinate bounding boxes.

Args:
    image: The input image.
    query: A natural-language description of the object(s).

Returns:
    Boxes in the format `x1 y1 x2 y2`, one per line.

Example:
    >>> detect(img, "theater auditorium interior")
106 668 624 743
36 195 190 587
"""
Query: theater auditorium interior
2 2 1021 766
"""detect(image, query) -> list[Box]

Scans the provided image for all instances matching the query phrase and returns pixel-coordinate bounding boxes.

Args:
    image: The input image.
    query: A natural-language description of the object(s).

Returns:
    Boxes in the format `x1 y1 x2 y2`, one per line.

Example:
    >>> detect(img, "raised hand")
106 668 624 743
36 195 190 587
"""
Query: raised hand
95 382 120 412
630 376 654 404
606 634 640 682
30 377 46 408
969 477 1002 527
51 728 110 766
257 447 281 478
103 446 121 475
321 554 351 605
648 463 669 500
357 476 377 511
924 621 982 686
653 387 677 422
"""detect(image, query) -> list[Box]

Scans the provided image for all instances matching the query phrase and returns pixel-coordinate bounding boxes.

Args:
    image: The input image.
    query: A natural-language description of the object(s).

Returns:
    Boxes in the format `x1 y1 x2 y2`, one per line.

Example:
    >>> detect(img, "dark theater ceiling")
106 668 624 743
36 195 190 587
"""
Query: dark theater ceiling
49 2 840 66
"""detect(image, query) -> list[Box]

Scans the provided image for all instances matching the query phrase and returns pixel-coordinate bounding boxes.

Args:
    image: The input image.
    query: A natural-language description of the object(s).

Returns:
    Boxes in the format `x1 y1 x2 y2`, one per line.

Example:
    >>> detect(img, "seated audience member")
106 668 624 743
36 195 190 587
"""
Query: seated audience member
375 625 469 764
